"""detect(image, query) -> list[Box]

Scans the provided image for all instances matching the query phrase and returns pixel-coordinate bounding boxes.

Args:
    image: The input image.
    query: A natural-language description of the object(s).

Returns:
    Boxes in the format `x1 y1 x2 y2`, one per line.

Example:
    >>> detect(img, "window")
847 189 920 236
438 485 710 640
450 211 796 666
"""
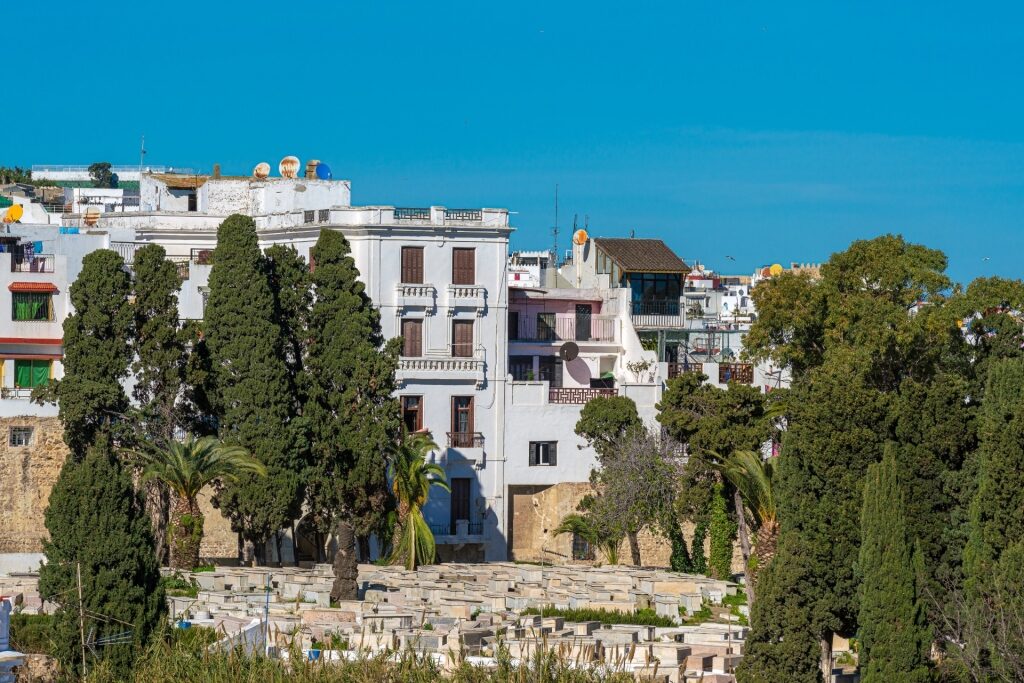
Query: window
537 312 556 341
187 193 198 212
14 359 51 388
509 355 533 381
401 319 423 357
12 292 53 321
508 310 521 340
303 210 315 224
572 533 595 561
9 427 33 447
538 356 562 388
450 396 475 446
452 248 476 285
401 246 424 284
401 396 423 433
529 441 558 466
452 320 474 357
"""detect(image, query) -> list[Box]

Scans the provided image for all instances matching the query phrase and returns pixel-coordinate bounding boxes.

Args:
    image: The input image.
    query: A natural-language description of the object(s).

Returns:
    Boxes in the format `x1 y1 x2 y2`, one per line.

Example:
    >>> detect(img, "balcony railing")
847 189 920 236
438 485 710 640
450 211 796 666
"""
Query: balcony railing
1 387 34 399
719 363 754 385
11 255 54 273
394 207 431 220
445 209 482 222
447 432 484 448
548 387 616 404
190 248 214 265
511 316 616 343
429 522 484 537
667 362 704 379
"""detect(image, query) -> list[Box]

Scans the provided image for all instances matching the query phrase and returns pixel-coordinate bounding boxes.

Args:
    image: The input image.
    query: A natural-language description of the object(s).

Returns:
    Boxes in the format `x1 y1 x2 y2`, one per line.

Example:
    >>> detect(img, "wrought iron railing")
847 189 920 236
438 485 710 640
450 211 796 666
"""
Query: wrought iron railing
631 300 681 316
11 255 54 273
467 522 483 535
394 207 431 220
190 248 214 265
445 209 482 221
429 523 451 537
1 387 34 399
548 387 616 404
447 432 484 448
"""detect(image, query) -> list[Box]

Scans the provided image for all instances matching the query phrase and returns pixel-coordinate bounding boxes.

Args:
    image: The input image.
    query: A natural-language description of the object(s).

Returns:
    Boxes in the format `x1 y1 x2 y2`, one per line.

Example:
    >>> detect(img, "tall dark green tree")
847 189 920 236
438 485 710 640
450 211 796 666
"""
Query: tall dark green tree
38 435 166 679
131 243 187 565
708 481 737 580
857 446 930 683
43 249 133 454
302 229 400 600
204 214 303 564
740 236 955 680
265 244 312 388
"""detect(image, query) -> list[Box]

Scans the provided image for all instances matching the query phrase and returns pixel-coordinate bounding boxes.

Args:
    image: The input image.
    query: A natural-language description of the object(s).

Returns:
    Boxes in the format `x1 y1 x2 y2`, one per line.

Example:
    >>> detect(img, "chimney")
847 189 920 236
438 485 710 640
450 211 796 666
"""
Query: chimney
212 163 221 179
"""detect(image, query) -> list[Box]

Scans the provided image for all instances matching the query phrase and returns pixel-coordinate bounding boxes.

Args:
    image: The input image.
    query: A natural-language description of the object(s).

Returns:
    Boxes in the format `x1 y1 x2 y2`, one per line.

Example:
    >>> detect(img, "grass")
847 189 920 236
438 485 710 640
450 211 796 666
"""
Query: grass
520 606 676 628
192 564 216 573
160 572 199 598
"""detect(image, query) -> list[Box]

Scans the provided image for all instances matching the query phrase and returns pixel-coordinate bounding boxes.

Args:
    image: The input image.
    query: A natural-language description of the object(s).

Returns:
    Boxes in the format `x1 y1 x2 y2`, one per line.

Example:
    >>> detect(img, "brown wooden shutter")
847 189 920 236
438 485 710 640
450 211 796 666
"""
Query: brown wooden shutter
452 248 475 285
452 320 473 357
401 247 424 283
401 319 422 356
549 442 557 466
529 442 538 466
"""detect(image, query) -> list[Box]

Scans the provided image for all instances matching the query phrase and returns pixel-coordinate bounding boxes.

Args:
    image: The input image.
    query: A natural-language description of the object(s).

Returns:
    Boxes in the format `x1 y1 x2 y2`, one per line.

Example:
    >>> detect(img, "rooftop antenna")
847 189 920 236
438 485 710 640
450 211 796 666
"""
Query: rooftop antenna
139 135 147 174
551 184 559 265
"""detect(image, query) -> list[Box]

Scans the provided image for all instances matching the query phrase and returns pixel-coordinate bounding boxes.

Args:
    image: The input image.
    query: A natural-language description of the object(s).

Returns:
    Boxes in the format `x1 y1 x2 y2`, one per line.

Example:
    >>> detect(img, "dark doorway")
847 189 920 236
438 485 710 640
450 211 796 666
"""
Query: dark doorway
575 304 592 341
450 478 471 534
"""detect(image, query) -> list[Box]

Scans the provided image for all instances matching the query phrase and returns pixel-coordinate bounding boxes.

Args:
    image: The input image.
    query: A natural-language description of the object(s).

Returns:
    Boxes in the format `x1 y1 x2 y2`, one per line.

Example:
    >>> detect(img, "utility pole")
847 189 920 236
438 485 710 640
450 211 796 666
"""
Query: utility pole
76 562 86 674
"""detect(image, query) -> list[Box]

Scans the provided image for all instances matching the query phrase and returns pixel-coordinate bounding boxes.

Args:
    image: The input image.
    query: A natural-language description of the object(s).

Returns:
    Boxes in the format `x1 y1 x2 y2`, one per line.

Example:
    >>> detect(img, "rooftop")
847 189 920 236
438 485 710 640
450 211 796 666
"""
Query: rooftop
593 237 688 273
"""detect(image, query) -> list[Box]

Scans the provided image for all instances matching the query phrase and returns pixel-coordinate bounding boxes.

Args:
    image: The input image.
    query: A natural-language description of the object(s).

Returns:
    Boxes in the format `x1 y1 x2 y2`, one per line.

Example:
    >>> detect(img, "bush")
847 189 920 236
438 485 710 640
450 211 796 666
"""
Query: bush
520 605 676 627
160 573 199 598
10 613 54 654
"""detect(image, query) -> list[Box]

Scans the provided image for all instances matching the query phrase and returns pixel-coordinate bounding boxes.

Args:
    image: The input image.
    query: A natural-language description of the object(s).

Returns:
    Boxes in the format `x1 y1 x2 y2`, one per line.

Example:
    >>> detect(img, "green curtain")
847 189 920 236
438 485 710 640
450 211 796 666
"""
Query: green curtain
13 294 47 321
14 360 50 387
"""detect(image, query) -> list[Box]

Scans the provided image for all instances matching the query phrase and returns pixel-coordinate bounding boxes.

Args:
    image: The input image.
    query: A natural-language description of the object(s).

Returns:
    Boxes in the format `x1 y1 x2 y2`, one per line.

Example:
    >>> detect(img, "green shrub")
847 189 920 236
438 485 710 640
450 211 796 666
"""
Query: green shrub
520 605 676 627
160 573 199 598
10 613 54 654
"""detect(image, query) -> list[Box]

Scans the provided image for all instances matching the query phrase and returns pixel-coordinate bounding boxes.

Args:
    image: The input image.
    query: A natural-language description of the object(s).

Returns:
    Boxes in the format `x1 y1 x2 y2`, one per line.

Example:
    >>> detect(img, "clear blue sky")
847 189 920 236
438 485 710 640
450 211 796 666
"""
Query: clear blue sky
5 1 1023 285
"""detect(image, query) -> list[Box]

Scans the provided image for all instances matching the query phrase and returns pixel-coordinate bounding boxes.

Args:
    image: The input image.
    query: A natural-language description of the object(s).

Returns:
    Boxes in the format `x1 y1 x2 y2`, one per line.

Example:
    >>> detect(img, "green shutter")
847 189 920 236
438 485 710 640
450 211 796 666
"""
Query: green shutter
32 361 50 387
14 360 31 387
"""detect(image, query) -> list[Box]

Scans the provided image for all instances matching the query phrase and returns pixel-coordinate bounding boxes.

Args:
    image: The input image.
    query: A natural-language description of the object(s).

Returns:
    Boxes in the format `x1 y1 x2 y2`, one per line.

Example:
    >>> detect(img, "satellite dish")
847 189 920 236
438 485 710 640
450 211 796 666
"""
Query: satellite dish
315 162 333 180
559 342 579 362
253 162 271 179
83 207 100 226
3 204 24 223
572 229 588 246
769 263 784 276
279 156 300 178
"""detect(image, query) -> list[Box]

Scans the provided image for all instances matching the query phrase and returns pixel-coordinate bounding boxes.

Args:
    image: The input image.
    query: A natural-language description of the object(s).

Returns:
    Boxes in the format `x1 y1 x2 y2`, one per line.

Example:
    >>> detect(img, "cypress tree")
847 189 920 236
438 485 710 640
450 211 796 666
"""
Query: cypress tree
204 214 302 564
857 446 930 683
303 229 400 600
47 249 133 454
38 435 166 678
709 481 737 580
131 244 187 565
265 244 312 387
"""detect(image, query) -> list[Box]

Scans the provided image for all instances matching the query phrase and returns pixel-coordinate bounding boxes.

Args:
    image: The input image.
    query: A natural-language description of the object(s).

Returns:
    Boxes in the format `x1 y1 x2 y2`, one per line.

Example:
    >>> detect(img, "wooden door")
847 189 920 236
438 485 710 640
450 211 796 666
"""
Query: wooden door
401 319 423 356
452 320 474 357
450 478 471 532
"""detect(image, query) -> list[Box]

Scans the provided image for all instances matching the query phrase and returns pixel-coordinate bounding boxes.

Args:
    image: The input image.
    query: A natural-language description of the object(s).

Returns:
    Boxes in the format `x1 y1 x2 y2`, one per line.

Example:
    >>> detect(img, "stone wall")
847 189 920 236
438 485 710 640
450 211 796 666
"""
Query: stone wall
508 482 745 573
0 417 67 553
0 416 236 561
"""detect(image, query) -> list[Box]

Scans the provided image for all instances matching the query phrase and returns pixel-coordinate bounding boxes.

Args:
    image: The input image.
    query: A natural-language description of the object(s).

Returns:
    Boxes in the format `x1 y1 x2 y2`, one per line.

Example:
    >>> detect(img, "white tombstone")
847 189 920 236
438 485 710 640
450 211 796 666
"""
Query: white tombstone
0 597 25 683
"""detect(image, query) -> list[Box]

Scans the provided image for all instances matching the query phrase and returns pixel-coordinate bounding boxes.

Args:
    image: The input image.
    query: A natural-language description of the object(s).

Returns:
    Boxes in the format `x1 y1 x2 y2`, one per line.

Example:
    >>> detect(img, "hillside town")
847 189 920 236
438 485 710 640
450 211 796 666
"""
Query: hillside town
1 157 1022 683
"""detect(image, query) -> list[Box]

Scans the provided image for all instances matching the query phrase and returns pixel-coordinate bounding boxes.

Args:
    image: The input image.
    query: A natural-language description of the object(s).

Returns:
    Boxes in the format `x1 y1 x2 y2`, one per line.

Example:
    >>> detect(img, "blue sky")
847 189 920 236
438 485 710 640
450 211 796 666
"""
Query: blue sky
4 1 1023 285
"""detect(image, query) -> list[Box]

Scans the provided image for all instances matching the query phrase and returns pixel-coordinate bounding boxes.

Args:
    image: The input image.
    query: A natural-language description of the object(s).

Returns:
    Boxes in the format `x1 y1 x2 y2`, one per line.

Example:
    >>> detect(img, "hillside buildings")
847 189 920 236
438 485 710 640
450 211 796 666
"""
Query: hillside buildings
0 163 793 568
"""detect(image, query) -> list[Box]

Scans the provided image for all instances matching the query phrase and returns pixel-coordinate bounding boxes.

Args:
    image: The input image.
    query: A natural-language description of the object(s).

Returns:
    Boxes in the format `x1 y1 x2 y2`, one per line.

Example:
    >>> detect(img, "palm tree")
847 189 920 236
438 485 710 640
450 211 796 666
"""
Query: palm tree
133 435 266 570
711 449 778 599
388 431 449 571
554 512 623 565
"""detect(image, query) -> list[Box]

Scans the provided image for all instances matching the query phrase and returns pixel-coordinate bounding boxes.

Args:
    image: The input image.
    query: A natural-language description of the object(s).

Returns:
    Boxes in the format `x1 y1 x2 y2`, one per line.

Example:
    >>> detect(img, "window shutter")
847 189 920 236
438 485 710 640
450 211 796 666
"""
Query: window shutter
402 247 424 284
549 442 557 466
453 248 475 285
402 319 422 356
529 443 538 466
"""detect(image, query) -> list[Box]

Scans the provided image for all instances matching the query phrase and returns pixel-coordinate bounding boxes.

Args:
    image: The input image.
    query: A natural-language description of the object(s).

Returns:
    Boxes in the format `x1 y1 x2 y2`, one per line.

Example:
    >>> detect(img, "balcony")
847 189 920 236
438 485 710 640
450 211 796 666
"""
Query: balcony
11 255 54 273
430 521 484 539
447 432 484 448
548 387 616 404
719 363 754 385
397 350 486 387
630 300 685 329
447 284 486 312
1 387 34 399
395 283 437 314
511 316 617 343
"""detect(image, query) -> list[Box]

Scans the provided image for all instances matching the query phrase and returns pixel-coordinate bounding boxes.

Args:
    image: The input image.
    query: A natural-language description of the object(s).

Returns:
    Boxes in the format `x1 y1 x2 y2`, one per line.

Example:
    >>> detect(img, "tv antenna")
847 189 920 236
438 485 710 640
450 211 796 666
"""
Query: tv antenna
551 184 559 264
139 135 147 173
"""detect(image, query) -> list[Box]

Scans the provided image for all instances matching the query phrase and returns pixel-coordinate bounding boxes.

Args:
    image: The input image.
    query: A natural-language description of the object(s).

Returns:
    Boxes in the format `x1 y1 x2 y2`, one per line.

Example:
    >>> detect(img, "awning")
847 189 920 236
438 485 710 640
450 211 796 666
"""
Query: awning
8 282 58 293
